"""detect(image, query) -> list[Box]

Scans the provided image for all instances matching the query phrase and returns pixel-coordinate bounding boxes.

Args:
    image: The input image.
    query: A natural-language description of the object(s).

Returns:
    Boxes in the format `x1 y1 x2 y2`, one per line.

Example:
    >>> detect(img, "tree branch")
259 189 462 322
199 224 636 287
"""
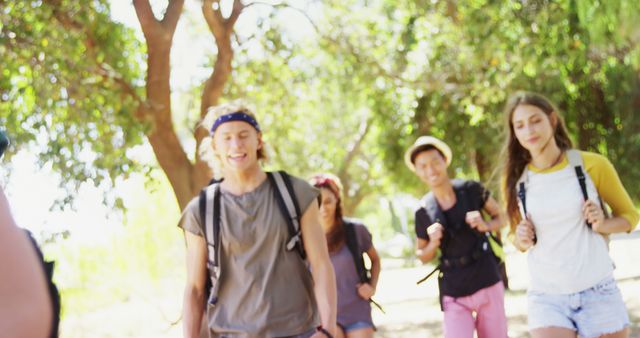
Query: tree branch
245 1 320 33
338 117 373 179
203 0 227 42
161 0 185 30
45 0 144 105
132 0 162 39
96 64 144 105
227 0 245 28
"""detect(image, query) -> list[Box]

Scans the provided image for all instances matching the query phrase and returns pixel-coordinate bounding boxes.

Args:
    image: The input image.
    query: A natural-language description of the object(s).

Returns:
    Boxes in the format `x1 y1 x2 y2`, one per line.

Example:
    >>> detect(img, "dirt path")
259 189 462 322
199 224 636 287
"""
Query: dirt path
60 233 640 338
372 233 640 337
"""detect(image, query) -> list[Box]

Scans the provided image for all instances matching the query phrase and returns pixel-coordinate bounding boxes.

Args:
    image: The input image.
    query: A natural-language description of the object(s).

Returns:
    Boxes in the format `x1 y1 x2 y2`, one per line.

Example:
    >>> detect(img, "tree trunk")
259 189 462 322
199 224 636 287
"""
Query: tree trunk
473 147 491 182
134 0 205 211
196 0 243 187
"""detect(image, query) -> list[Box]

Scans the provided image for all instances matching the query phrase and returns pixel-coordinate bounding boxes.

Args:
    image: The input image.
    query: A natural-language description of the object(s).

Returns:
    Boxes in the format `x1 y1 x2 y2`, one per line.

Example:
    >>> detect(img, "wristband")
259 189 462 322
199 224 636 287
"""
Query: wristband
316 325 333 338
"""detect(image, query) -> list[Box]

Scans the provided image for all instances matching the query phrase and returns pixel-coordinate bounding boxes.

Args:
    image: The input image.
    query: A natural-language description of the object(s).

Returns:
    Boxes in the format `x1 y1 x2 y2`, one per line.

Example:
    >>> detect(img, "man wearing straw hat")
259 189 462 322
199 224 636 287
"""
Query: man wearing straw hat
406 136 508 338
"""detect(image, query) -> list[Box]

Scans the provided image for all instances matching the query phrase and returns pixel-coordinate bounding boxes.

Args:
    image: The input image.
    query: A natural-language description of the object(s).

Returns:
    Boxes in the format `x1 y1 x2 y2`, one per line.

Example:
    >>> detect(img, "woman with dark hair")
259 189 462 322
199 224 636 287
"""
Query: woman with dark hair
501 91 638 338
310 173 381 338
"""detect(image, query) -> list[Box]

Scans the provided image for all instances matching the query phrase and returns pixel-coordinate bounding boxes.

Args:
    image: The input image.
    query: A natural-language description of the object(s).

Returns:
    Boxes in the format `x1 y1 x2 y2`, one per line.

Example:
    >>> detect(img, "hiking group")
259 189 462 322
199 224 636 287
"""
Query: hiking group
178 91 638 338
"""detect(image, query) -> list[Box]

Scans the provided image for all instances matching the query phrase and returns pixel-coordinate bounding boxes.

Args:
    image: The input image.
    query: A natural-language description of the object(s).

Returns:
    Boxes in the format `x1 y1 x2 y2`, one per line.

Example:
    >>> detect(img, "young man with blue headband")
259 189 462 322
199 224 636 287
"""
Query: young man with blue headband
179 101 337 338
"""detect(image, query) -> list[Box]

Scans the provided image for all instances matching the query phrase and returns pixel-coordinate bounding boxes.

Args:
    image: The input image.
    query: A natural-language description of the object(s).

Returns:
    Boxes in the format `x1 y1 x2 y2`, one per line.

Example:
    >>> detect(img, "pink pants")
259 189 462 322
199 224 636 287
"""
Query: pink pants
442 281 508 338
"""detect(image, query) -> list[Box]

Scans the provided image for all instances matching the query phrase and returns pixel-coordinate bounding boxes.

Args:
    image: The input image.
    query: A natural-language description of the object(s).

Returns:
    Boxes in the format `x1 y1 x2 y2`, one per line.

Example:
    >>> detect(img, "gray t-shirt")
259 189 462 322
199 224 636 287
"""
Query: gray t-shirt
330 223 373 326
179 175 320 338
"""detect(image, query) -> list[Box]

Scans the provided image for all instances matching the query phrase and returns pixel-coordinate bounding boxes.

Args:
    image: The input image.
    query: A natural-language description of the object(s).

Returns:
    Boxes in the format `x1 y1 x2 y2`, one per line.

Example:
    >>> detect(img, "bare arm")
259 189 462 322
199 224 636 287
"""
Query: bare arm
182 231 208 338
301 201 337 336
583 200 633 234
365 245 381 291
0 187 52 338
482 196 505 231
415 222 443 264
595 216 633 234
467 196 505 232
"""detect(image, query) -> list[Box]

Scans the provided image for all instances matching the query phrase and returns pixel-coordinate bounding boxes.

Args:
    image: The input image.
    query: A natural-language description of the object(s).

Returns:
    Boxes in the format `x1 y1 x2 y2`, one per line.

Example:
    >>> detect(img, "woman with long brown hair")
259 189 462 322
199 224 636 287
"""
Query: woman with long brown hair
310 173 381 338
501 91 638 338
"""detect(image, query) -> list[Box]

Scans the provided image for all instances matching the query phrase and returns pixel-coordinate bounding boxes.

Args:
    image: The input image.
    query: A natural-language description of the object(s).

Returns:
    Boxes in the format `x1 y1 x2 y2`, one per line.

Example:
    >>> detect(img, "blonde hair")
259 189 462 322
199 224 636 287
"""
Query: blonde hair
198 100 268 179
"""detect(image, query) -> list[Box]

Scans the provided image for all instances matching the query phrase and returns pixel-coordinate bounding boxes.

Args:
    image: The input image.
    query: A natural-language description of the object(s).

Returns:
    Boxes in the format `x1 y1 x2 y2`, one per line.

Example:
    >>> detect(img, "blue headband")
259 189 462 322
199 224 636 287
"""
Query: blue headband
210 111 261 135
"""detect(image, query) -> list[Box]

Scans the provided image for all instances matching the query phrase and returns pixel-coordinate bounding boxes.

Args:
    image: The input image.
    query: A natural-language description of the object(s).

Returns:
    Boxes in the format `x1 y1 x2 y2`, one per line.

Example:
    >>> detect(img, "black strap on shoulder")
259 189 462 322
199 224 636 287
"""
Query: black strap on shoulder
267 171 306 259
422 193 452 248
199 189 207 239
574 165 592 229
343 221 385 313
416 193 445 285
343 221 369 283
517 182 527 216
278 171 302 219
199 184 222 266
213 184 222 267
517 182 537 244
199 183 222 304
198 188 209 305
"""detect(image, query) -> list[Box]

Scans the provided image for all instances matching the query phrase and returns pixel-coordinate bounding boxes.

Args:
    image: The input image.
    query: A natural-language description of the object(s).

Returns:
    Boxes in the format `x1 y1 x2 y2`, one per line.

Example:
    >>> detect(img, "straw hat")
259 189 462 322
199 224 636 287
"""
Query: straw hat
404 136 452 171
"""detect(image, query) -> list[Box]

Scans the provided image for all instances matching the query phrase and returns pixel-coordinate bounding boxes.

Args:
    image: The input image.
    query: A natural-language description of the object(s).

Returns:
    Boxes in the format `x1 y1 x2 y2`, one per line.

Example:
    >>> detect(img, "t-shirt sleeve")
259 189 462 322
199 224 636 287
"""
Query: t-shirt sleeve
355 223 373 252
415 208 430 240
178 196 205 237
289 175 321 216
583 151 639 231
466 180 491 210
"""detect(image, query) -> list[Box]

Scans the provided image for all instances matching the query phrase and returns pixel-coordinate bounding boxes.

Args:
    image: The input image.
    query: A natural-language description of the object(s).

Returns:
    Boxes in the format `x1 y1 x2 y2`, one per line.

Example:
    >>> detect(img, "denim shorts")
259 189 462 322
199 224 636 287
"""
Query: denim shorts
527 276 629 338
340 321 374 333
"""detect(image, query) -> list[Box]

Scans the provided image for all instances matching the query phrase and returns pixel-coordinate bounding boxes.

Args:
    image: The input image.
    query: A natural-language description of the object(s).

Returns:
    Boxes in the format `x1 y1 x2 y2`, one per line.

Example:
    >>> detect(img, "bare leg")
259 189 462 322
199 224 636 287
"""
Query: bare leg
346 327 374 338
530 327 576 338
599 327 629 338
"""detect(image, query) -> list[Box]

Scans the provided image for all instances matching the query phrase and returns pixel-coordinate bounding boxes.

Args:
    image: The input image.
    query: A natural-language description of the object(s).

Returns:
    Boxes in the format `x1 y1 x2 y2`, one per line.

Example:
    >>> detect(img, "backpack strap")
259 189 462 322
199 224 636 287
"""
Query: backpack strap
267 171 306 259
516 166 537 244
567 149 597 229
516 168 529 219
567 150 588 200
343 220 385 313
421 192 445 226
343 221 369 283
199 182 222 305
416 196 443 286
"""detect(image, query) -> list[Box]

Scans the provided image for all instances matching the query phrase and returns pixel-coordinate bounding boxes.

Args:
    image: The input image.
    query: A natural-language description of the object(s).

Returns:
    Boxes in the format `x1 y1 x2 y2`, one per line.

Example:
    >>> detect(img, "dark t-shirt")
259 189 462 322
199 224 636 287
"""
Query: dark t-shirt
414 180 501 298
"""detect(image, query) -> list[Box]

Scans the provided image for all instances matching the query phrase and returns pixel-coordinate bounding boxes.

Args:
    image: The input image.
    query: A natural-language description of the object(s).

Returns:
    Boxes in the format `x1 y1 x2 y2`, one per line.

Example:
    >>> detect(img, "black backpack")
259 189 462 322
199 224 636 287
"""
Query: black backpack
416 180 500 284
24 230 60 338
343 219 384 313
